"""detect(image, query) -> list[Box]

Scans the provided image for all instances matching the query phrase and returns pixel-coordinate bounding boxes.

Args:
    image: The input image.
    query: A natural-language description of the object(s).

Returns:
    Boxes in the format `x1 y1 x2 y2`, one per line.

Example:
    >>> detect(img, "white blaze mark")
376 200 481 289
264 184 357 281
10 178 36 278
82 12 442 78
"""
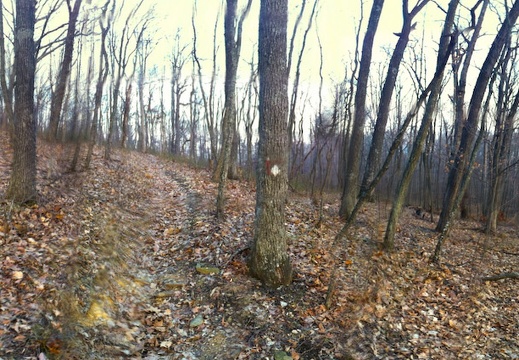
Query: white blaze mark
271 165 280 176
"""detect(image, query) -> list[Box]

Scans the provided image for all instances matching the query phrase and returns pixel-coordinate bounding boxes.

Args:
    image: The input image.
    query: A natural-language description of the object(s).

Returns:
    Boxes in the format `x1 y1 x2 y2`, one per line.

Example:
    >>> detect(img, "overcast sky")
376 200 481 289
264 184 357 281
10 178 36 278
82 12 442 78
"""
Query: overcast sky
30 0 501 123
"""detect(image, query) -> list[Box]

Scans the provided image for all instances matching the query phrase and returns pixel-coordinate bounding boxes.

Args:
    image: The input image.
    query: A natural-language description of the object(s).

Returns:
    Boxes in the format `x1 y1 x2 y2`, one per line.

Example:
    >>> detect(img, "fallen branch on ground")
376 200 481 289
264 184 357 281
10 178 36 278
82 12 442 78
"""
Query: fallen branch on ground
482 272 519 281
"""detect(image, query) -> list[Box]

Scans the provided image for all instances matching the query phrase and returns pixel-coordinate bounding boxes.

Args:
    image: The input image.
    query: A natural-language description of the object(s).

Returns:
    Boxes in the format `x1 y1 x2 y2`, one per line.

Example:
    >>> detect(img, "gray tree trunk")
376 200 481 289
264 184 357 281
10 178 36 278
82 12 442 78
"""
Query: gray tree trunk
85 2 113 169
436 0 519 233
47 0 82 141
360 0 429 200
215 0 252 219
7 0 36 203
384 0 458 251
249 0 292 287
0 0 13 129
339 0 384 219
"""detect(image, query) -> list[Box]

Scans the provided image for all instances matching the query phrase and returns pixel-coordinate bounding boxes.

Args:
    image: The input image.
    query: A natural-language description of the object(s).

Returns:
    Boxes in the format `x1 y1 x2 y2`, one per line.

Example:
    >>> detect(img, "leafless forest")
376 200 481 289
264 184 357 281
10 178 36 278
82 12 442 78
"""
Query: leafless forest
1 0 518 359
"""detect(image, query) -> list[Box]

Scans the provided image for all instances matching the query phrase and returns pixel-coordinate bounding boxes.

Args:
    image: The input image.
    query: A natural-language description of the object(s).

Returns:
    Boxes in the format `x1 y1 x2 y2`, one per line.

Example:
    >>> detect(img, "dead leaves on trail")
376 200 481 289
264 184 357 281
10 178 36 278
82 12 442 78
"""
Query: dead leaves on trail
0 135 518 359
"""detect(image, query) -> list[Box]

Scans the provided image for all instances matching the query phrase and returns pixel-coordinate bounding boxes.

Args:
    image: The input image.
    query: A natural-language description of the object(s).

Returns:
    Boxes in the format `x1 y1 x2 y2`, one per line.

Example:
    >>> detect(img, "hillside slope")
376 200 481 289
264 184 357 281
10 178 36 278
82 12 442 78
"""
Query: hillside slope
1 133 517 359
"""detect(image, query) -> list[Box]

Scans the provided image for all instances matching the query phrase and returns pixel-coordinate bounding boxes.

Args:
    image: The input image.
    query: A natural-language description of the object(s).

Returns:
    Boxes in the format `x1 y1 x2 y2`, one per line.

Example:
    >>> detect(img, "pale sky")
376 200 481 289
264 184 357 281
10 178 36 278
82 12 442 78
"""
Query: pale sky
24 0 503 136
126 1 442 112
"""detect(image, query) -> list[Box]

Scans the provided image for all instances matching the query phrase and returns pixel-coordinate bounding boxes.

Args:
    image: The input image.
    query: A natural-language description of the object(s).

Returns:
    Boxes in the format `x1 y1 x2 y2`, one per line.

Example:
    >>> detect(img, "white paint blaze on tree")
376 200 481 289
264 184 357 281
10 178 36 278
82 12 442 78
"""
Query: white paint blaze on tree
249 0 292 287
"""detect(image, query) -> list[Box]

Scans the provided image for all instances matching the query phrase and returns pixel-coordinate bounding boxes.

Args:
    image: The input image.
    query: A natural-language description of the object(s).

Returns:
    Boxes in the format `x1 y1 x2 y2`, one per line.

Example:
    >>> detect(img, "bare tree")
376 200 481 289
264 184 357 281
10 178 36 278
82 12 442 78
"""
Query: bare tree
434 0 519 245
360 0 429 201
136 36 154 153
339 0 384 219
34 0 67 62
169 35 188 156
104 0 148 160
485 42 519 233
215 0 252 219
46 0 82 141
243 52 258 180
85 0 113 169
191 4 220 166
249 0 292 287
383 0 458 251
287 0 318 174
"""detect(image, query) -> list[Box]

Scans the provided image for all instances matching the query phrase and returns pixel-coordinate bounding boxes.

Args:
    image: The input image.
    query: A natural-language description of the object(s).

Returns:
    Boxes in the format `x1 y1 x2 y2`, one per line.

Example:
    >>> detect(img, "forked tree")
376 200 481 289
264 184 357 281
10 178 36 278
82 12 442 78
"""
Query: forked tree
215 0 252 219
383 0 458 251
85 0 113 169
47 0 82 141
433 0 519 262
249 0 292 287
360 0 429 201
339 0 384 219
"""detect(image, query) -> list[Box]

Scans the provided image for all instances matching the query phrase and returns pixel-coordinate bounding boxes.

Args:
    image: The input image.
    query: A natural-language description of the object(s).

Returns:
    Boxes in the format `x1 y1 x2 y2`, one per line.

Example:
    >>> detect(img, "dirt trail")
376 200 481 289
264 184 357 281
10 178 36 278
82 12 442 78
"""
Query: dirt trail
1 140 518 360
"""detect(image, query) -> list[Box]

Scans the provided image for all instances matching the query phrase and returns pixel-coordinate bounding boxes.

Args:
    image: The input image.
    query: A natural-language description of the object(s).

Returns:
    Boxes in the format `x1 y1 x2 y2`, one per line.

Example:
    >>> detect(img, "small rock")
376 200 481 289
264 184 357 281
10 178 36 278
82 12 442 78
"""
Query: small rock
274 350 292 360
189 314 204 328
195 263 220 275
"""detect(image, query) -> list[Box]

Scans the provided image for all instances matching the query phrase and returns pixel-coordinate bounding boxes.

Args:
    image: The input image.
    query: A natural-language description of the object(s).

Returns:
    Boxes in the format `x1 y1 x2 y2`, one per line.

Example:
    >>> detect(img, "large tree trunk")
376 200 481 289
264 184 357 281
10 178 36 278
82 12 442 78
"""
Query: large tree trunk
47 0 82 141
339 0 384 219
7 0 36 203
249 0 292 287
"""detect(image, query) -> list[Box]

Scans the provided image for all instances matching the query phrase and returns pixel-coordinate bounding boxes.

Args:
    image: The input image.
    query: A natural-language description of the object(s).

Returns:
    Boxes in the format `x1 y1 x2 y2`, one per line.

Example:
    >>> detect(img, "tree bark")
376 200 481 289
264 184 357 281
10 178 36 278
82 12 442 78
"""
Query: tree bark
360 0 429 200
47 0 82 141
0 0 14 130
7 0 37 203
383 0 457 251
339 0 384 219
436 0 519 233
85 1 113 169
485 46 519 233
215 0 252 219
249 0 292 287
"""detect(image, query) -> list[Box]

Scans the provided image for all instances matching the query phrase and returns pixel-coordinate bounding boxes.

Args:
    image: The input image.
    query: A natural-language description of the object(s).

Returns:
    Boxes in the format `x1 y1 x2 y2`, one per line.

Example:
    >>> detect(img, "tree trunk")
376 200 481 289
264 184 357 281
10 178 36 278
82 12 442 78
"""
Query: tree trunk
228 126 239 179
436 0 519 232
7 0 36 203
339 0 384 219
105 76 121 160
249 0 292 287
360 0 429 200
0 0 13 130
85 3 112 169
192 9 219 165
121 81 132 149
383 0 457 251
215 0 252 219
287 0 317 175
47 0 82 141
486 68 519 233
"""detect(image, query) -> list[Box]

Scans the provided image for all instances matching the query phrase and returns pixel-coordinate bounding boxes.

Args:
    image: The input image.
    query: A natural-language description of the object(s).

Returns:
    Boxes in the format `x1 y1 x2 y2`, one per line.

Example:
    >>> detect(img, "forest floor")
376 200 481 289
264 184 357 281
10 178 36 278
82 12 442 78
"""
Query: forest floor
0 132 518 360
